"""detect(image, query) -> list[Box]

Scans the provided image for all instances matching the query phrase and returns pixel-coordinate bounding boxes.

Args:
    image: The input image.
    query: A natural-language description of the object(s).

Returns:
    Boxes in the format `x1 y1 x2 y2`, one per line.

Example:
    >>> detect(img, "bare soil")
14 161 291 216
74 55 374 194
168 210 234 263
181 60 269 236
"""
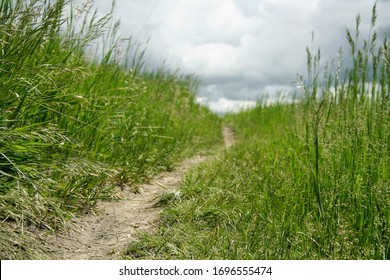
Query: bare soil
40 126 234 259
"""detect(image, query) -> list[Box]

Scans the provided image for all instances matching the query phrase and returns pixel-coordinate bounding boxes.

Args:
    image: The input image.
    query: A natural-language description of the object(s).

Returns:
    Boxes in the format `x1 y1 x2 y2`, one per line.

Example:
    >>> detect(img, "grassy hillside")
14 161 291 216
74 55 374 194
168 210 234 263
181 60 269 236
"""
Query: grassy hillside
125 6 389 259
0 0 221 259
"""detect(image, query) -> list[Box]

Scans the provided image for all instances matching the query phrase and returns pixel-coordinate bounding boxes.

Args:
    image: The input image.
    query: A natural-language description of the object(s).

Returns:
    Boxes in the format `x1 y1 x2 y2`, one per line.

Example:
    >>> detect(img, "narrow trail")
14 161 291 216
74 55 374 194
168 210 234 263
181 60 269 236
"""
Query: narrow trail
222 125 235 149
41 125 235 259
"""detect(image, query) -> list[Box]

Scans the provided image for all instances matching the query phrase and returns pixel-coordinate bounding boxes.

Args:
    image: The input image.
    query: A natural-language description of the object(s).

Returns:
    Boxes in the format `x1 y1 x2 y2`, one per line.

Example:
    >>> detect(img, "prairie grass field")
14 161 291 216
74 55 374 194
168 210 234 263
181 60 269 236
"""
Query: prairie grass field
125 6 389 260
1 0 389 260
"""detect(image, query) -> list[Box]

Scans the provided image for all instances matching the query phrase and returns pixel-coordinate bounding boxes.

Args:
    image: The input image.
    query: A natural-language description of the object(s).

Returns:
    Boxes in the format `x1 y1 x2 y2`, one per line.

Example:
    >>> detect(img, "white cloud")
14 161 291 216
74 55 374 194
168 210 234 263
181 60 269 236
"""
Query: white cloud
196 96 257 115
92 0 390 113
182 43 238 76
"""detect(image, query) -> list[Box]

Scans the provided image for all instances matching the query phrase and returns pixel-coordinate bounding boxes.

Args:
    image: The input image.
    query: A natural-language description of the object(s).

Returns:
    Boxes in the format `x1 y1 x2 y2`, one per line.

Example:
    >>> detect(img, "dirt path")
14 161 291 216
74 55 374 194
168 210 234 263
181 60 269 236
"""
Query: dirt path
41 125 234 259
222 125 235 149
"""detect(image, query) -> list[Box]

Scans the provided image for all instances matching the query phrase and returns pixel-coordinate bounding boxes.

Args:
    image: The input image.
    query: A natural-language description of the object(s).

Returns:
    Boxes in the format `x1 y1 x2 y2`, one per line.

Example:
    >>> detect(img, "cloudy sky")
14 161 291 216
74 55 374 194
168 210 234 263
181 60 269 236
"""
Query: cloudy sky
93 0 390 113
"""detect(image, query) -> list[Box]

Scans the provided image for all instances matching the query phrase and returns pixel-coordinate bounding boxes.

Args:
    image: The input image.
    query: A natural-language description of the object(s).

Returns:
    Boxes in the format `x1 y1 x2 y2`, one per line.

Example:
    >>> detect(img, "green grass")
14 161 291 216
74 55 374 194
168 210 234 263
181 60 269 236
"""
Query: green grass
125 5 389 260
0 0 221 259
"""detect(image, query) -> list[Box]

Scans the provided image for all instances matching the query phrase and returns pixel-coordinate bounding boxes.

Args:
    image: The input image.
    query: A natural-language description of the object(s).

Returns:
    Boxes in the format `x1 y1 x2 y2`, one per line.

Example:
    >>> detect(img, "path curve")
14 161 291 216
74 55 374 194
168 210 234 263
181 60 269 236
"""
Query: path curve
41 125 234 259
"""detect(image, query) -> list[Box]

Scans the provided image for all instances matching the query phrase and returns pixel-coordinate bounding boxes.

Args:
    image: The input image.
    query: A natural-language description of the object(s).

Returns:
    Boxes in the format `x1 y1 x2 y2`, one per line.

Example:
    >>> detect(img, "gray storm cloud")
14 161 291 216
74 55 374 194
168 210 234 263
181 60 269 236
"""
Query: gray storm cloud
93 0 390 112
